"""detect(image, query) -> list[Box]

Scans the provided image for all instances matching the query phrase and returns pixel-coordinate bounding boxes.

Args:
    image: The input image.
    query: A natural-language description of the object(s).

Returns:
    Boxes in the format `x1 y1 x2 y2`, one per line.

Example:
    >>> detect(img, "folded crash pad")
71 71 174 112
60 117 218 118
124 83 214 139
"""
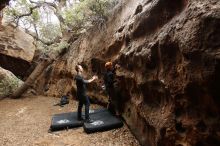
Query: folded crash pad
50 109 106 131
83 109 123 133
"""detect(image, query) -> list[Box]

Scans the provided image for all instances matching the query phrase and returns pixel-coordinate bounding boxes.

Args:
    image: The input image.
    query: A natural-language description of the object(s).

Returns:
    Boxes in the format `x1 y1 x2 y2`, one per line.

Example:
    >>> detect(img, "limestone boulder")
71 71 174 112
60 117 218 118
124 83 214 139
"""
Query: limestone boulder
0 25 36 78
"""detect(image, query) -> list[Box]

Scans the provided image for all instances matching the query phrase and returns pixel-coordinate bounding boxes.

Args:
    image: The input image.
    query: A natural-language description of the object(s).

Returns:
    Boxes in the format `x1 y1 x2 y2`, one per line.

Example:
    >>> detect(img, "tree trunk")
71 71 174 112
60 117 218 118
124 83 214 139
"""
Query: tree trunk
12 58 53 98
12 31 73 98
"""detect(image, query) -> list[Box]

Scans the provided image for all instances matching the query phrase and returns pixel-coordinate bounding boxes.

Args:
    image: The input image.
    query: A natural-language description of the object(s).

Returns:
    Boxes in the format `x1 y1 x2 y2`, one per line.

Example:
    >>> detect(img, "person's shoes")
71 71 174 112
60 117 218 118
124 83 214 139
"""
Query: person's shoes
77 117 84 121
85 118 94 123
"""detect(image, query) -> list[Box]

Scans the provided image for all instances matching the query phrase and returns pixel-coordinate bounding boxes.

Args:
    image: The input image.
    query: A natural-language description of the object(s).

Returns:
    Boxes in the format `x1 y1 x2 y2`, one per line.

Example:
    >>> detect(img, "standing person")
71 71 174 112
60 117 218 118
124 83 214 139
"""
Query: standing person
104 61 120 116
75 64 98 123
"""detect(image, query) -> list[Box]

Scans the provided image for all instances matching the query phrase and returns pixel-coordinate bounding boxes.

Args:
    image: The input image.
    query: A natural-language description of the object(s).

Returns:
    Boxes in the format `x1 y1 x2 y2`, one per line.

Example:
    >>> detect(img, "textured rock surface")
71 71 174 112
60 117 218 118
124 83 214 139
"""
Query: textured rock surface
0 25 36 78
0 67 23 98
35 0 220 145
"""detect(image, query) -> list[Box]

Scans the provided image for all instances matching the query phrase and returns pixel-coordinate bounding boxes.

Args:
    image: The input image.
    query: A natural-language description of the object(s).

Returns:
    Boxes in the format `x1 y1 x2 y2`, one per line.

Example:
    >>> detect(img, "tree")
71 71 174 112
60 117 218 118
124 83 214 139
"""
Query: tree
4 0 119 44
4 0 63 44
63 0 119 33
12 41 70 99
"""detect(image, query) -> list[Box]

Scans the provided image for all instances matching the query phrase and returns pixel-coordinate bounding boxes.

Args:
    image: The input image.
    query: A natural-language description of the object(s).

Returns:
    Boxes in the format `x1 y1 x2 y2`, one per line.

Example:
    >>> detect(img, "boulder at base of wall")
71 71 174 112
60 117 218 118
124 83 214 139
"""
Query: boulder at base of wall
0 24 36 78
0 66 23 98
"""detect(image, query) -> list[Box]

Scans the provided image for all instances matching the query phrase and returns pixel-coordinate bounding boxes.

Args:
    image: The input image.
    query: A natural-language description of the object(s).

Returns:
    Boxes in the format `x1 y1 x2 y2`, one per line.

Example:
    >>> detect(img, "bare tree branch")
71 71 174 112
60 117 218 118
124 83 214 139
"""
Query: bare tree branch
13 0 66 30
24 28 54 46
33 23 39 39
29 0 65 24
15 5 41 27
10 0 68 45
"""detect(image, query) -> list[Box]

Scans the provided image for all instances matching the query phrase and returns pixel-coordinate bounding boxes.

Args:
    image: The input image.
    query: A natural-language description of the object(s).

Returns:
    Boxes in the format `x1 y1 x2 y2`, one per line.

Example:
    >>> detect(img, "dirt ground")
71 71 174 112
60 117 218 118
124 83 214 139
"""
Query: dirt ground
0 96 140 146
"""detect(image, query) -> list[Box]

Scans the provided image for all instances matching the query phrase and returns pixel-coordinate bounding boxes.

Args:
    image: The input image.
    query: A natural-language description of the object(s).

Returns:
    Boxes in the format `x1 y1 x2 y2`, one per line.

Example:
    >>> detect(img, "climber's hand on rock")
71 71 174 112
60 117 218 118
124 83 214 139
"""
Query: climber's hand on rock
115 64 120 69
92 75 98 80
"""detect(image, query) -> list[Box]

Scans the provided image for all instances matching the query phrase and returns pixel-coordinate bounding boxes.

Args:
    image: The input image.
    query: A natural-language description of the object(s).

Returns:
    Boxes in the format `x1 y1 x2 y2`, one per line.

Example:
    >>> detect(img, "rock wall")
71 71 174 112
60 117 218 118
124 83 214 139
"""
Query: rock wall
35 0 220 145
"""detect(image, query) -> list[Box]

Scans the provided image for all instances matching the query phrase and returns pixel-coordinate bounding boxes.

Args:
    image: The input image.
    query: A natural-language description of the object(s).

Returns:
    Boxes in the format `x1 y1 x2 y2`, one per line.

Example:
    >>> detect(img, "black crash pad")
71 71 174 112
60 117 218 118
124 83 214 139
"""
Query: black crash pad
50 108 107 131
83 109 123 133
50 108 123 132
50 112 83 131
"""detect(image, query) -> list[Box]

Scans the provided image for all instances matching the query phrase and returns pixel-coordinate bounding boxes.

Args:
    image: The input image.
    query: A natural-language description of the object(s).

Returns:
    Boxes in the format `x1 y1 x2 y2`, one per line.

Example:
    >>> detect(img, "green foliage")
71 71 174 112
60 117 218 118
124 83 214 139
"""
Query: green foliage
3 0 118 55
48 40 70 55
4 0 31 17
63 0 118 33
10 77 20 90
54 41 69 54
32 9 40 22
37 40 70 56
3 0 38 27
39 23 62 42
0 75 21 97
4 0 62 46
36 41 50 54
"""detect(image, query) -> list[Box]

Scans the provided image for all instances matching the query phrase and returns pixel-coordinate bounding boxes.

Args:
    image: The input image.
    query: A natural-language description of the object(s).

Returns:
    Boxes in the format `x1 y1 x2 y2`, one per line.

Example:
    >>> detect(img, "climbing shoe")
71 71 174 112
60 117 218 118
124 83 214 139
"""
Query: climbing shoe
85 118 94 123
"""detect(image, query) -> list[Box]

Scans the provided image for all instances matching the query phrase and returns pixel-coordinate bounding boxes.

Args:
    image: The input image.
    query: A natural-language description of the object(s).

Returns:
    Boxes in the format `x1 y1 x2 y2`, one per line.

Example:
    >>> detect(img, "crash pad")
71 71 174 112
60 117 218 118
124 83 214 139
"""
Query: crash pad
50 108 123 132
50 111 83 131
50 108 106 131
83 109 123 133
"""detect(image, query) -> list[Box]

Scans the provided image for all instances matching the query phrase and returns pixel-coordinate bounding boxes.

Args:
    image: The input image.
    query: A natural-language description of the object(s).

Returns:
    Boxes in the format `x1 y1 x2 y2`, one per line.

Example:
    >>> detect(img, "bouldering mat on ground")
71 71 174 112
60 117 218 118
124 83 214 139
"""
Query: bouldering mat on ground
50 111 83 131
83 109 123 133
50 108 123 132
50 108 107 131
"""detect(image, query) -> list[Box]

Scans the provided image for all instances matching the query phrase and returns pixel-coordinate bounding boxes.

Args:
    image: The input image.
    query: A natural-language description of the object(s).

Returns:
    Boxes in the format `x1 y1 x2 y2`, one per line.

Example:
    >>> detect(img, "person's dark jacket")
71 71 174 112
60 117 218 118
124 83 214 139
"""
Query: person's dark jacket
75 74 89 97
104 68 117 93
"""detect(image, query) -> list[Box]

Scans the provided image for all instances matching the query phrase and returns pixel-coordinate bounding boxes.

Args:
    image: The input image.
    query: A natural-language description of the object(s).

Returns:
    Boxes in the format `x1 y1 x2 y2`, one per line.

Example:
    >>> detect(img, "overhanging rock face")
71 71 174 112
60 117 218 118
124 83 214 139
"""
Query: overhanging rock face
35 0 220 145
0 25 35 78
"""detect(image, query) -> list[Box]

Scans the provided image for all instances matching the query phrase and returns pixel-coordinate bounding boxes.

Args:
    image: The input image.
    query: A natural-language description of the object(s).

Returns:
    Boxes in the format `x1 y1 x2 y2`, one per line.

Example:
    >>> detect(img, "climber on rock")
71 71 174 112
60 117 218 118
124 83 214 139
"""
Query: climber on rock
103 61 121 116
74 64 98 123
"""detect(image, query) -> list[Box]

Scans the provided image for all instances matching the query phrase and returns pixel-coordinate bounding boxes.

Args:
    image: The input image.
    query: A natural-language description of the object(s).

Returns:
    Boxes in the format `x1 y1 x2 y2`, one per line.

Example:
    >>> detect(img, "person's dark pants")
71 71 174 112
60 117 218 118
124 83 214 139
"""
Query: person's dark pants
77 94 90 120
107 87 120 115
